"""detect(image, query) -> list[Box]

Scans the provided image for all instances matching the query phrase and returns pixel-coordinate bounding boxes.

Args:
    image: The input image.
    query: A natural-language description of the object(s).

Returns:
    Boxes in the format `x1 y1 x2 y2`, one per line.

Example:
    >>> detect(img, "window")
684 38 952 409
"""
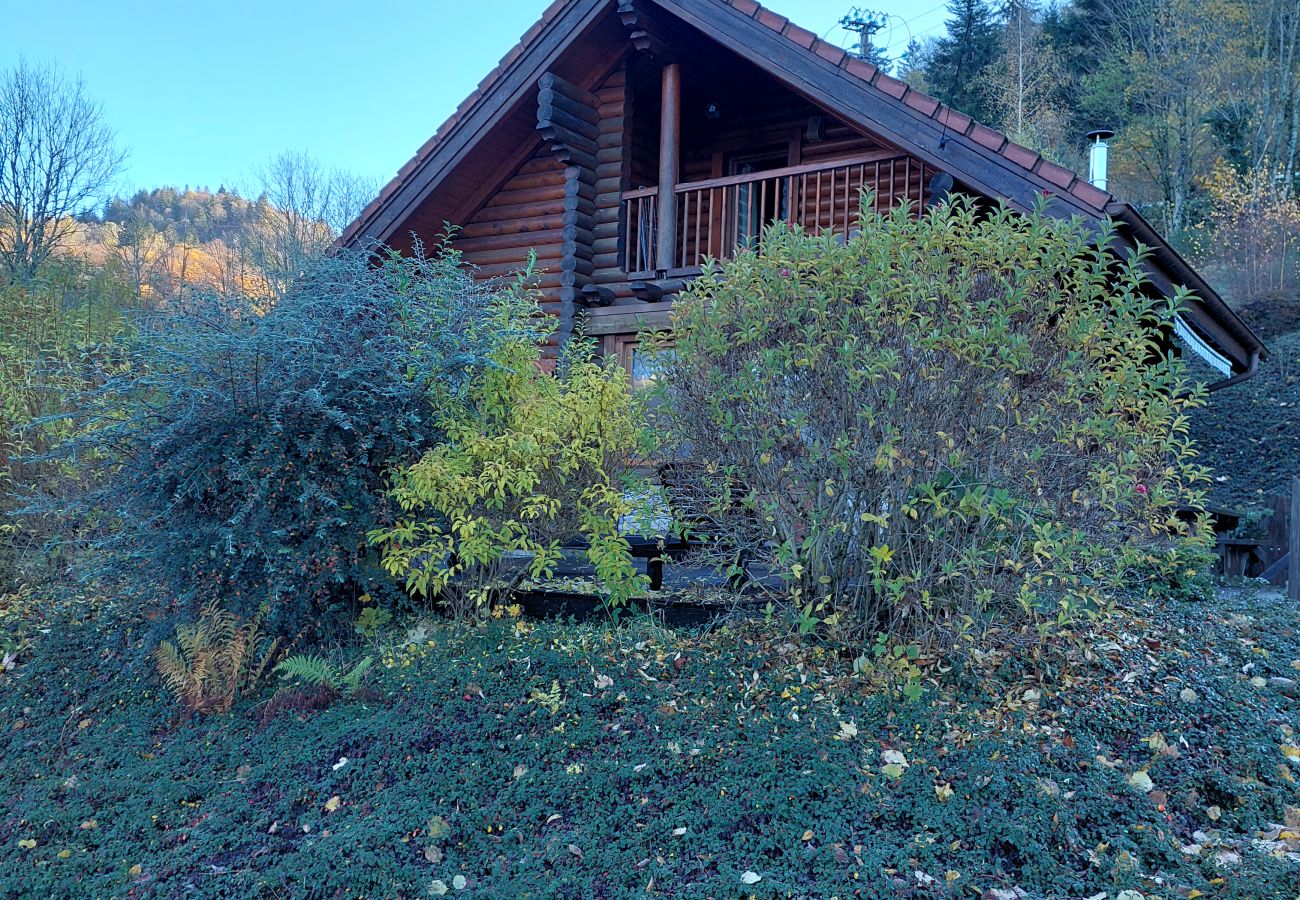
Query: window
730 152 789 248
604 334 674 392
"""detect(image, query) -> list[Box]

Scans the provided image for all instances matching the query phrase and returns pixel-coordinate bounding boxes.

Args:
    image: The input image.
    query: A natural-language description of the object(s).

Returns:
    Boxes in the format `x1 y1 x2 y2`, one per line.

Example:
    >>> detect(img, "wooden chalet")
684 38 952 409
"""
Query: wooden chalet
340 0 1265 387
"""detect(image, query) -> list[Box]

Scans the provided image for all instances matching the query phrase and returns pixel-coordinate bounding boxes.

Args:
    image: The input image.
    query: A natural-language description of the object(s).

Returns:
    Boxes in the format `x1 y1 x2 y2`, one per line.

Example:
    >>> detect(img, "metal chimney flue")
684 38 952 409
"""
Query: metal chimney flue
1087 128 1115 191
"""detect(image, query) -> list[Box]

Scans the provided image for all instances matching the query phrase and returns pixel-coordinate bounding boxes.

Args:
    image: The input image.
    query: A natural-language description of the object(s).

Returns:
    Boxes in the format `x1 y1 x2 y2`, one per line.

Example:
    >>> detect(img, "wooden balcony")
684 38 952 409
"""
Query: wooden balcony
622 152 929 279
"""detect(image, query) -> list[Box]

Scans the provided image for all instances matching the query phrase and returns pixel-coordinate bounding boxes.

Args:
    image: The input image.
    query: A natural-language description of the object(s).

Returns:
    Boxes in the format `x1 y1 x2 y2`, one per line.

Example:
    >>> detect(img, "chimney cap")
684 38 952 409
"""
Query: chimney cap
1086 128 1115 142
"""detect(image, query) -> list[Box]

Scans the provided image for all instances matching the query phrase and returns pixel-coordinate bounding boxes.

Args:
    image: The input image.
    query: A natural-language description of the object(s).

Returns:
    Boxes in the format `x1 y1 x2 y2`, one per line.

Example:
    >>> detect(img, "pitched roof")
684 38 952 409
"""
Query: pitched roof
339 0 1265 375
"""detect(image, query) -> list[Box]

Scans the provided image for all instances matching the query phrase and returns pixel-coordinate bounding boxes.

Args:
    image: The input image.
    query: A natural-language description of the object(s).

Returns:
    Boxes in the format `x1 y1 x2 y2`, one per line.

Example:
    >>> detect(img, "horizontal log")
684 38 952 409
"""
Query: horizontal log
537 73 600 125
459 215 568 239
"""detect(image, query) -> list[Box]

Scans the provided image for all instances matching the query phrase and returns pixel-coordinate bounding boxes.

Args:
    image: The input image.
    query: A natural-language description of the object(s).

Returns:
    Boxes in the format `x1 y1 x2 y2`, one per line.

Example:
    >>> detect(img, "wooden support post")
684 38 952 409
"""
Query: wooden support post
655 62 681 273
1290 477 1300 602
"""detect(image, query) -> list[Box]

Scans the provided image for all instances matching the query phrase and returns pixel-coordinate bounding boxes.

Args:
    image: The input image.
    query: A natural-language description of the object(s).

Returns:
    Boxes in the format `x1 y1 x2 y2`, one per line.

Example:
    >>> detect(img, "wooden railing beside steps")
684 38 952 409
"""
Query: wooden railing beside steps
622 152 927 278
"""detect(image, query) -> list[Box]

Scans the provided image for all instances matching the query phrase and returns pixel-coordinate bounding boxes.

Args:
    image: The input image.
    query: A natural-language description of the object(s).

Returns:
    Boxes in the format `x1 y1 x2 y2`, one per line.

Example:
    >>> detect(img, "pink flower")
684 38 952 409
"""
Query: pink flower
1135 484 1148 496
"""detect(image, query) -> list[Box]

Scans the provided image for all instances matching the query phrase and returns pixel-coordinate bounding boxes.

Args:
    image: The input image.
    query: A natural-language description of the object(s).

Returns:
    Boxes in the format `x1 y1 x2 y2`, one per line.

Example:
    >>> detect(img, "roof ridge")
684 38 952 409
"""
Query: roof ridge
343 0 1111 247
340 0 577 247
724 0 1112 211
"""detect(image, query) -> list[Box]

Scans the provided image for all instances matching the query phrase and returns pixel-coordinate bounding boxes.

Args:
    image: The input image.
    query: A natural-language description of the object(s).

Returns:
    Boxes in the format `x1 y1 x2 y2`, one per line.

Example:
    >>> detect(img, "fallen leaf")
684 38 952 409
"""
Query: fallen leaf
672 827 687 836
1179 687 1198 703
429 880 448 896
935 782 954 802
424 845 443 864
513 765 528 780
324 795 342 812
568 843 583 859
428 815 451 841
1128 771 1155 793
881 749 908 767
453 874 467 890
17 839 35 850
740 870 762 884
838 721 858 739
801 829 814 841
128 863 142 876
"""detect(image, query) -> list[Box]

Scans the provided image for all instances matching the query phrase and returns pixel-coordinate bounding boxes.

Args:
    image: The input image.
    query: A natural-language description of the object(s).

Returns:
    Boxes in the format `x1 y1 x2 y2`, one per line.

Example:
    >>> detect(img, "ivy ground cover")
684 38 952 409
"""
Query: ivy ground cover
1 591 1298 898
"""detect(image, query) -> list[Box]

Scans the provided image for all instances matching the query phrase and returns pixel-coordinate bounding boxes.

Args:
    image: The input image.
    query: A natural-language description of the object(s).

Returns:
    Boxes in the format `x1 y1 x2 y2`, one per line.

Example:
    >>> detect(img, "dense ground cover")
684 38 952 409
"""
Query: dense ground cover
1192 329 1300 510
1 590 1298 898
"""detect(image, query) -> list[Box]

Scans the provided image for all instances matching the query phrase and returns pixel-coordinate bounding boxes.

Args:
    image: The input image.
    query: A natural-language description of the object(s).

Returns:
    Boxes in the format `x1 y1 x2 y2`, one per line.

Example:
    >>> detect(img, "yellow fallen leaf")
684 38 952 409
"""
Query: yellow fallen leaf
128 864 142 876
1282 744 1300 760
324 795 342 812
935 782 954 802
801 830 814 842
1128 771 1154 793
80 819 97 830
17 839 36 850
57 849 71 859
78 718 91 730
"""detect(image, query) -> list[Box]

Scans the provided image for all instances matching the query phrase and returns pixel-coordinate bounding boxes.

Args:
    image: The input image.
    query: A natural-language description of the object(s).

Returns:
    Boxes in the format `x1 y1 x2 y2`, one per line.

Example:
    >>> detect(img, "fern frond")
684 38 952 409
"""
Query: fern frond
275 653 338 688
341 656 374 695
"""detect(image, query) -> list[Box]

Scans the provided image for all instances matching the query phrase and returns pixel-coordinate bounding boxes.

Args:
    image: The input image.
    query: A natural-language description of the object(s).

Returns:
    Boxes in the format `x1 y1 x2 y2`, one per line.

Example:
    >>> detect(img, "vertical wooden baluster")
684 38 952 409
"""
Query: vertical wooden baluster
813 172 821 231
680 190 689 269
707 187 715 259
843 165 850 238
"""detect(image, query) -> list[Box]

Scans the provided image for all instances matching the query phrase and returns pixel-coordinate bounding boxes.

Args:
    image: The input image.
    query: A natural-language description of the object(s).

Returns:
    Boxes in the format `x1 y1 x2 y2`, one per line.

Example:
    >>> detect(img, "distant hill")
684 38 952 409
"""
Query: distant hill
82 186 272 247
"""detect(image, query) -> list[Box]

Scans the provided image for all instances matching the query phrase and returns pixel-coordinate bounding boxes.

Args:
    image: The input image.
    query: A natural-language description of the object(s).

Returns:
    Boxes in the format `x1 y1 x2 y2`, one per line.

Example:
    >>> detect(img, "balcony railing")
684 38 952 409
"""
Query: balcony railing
622 152 928 279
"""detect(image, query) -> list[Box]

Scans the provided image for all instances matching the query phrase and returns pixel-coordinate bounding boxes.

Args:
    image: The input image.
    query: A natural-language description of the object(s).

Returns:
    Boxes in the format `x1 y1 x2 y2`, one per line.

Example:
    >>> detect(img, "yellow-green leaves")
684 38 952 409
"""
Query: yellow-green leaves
369 338 649 620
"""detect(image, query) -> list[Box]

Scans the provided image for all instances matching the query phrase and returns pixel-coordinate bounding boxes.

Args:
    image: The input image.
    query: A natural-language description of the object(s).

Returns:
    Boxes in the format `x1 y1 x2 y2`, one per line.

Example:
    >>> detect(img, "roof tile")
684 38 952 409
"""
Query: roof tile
874 73 909 99
1070 179 1111 208
755 9 788 32
969 123 1006 152
1036 159 1076 190
1001 140 1040 169
843 56 877 81
934 106 972 134
730 0 761 15
785 23 816 48
814 40 846 66
903 90 940 116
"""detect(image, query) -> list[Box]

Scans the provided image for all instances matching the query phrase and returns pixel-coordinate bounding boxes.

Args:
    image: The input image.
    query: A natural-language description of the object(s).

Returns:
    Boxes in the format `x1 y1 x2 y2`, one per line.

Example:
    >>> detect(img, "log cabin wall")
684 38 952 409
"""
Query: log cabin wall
591 64 633 297
454 150 568 355
451 48 925 347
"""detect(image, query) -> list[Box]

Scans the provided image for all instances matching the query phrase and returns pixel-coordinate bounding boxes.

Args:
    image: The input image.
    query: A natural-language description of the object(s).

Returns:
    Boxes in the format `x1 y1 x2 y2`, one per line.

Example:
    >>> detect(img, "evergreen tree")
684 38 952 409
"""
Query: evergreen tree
923 0 1003 123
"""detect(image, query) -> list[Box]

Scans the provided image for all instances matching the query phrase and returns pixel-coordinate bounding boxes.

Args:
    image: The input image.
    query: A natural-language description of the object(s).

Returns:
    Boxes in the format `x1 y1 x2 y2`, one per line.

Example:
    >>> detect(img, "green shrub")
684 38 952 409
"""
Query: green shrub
655 197 1213 647
0 259 131 590
370 335 649 621
35 240 539 634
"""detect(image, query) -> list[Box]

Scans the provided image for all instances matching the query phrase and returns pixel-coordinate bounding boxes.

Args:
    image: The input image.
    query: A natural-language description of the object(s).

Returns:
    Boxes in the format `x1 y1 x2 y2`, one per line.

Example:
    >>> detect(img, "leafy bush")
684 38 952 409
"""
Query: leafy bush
655 198 1212 646
370 336 649 621
155 601 280 714
1 258 131 590
37 240 539 633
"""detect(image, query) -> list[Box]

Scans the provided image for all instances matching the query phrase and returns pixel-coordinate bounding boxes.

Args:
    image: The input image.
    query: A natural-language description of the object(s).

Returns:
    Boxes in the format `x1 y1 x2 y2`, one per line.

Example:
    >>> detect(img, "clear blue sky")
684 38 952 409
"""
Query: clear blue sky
2 1 949 201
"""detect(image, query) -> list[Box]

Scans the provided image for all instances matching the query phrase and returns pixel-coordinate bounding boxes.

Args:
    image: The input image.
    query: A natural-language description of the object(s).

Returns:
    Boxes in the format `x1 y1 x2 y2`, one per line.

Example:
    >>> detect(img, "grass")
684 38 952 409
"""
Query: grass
1 589 1299 898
